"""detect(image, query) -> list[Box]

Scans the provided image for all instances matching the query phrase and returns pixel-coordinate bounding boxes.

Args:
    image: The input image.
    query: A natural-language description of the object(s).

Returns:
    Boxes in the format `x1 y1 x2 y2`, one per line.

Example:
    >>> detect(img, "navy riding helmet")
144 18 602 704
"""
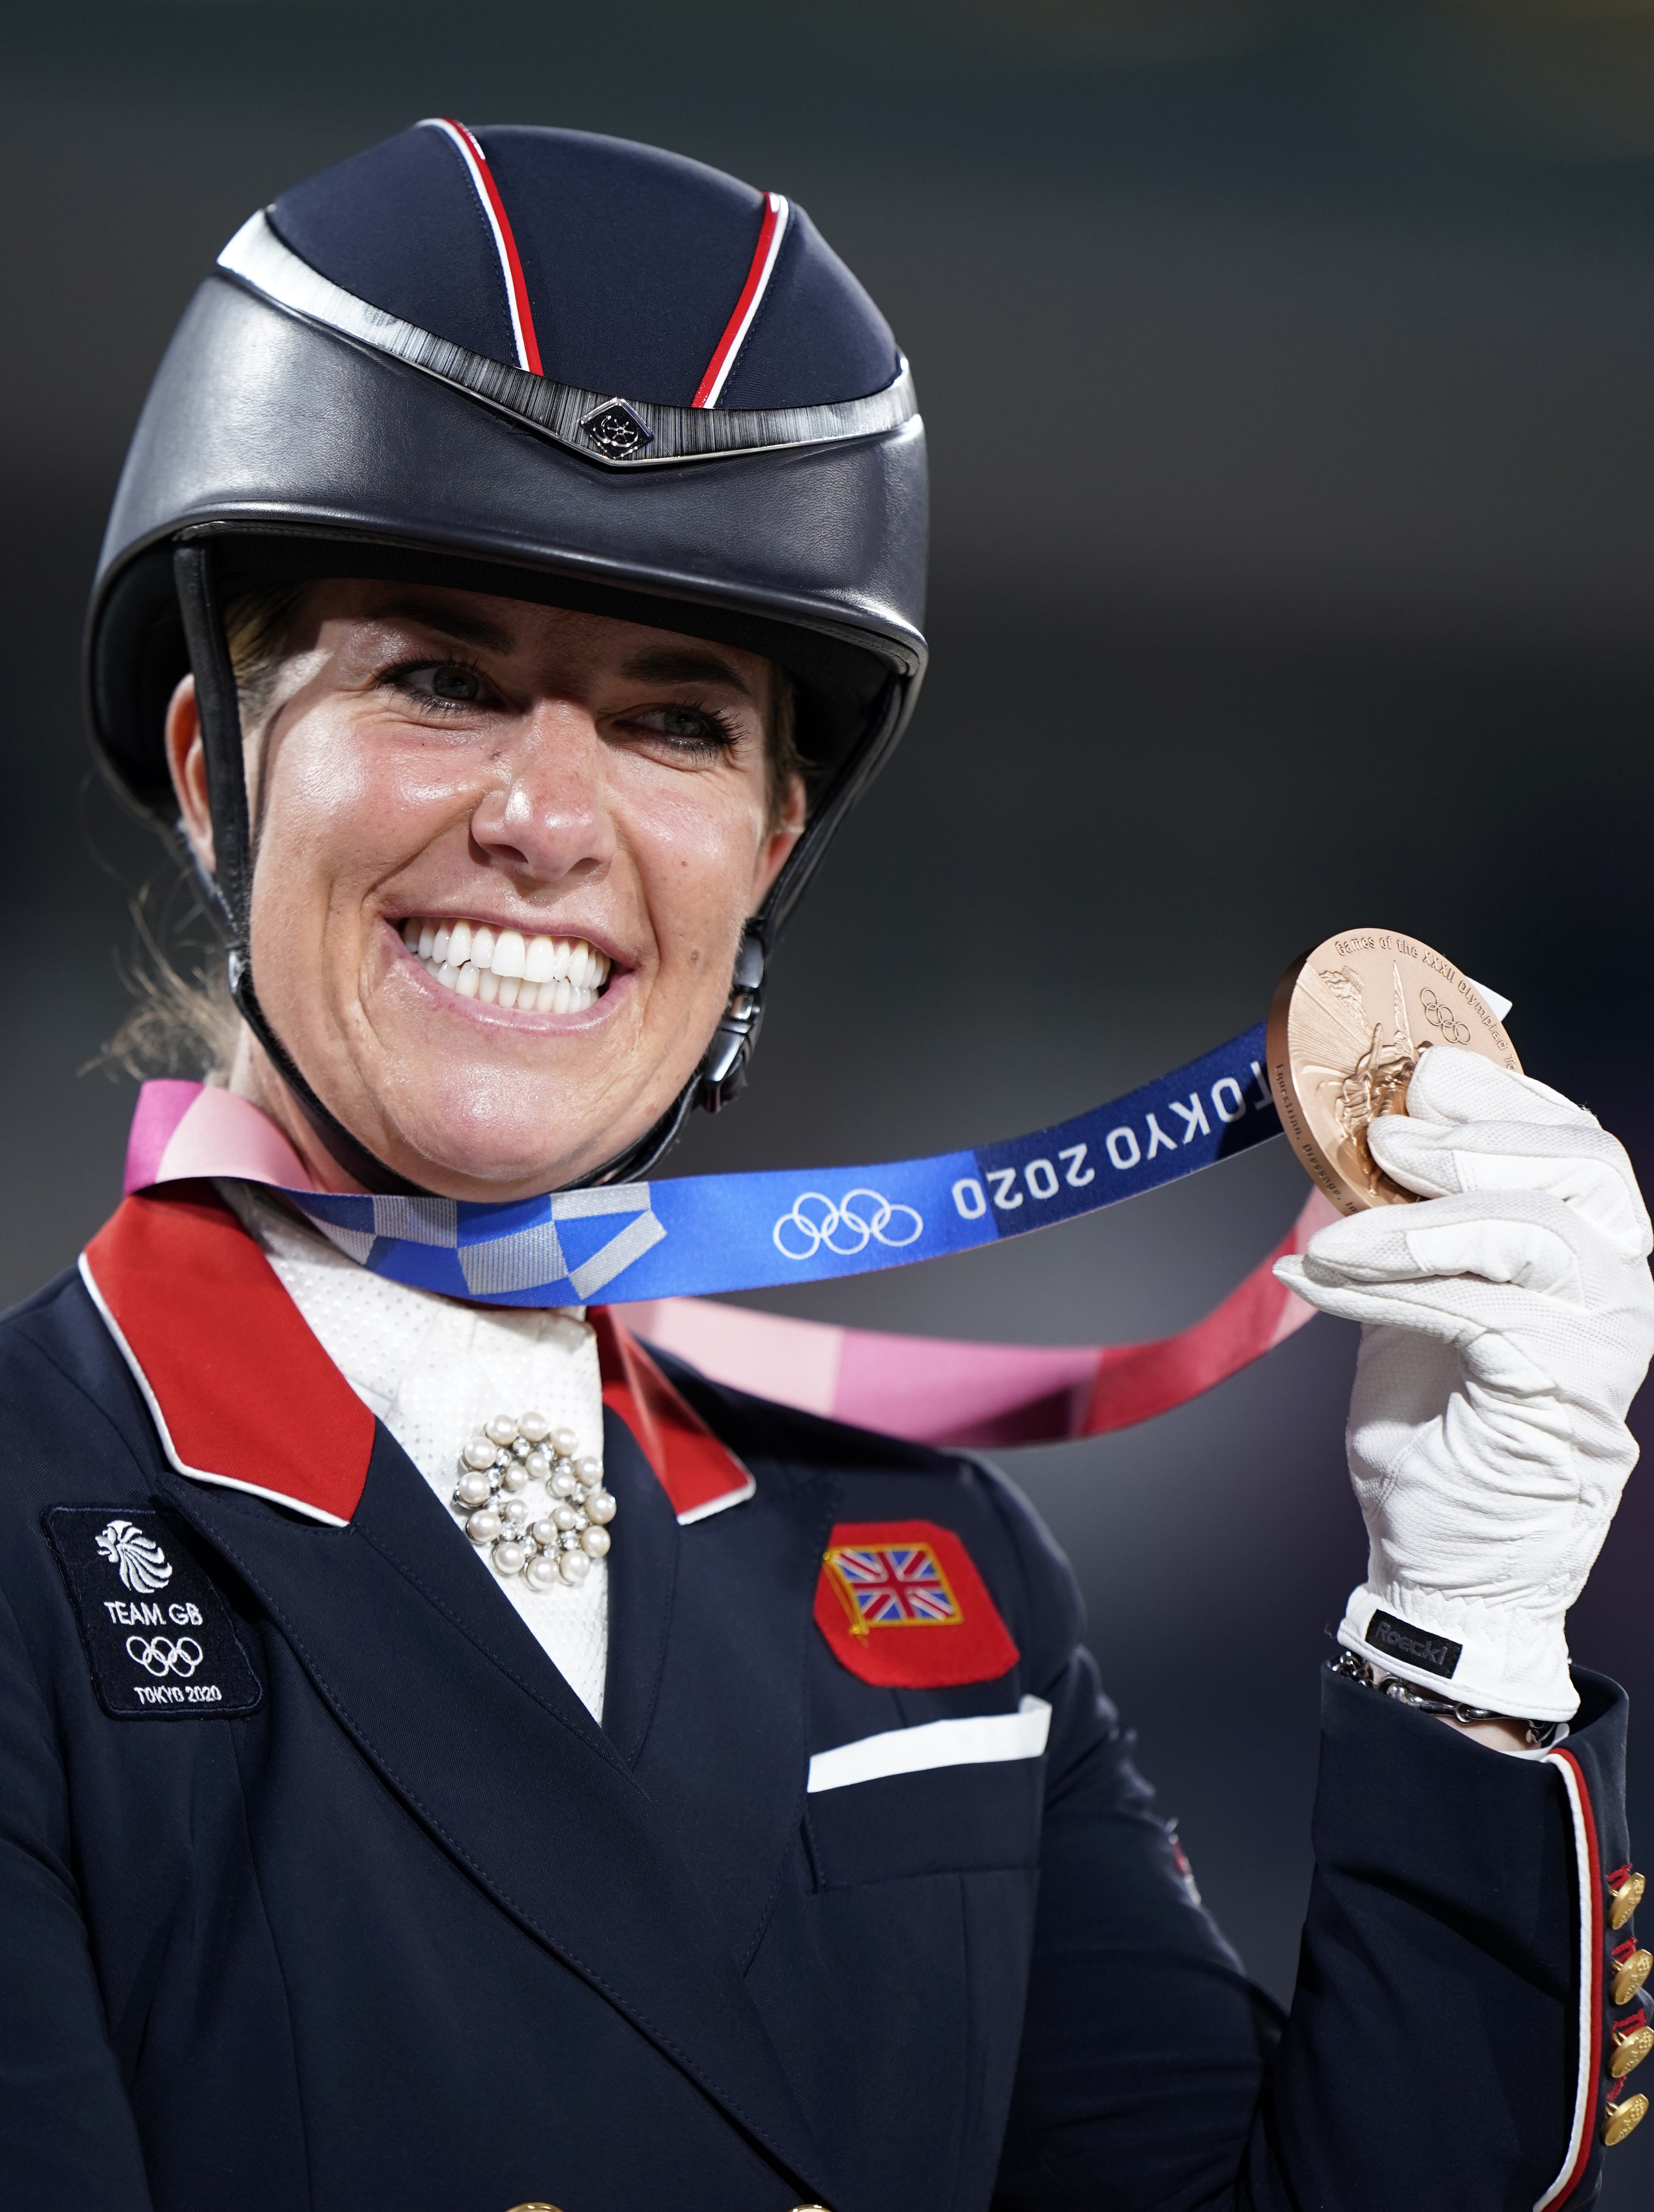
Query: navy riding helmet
86 121 929 1190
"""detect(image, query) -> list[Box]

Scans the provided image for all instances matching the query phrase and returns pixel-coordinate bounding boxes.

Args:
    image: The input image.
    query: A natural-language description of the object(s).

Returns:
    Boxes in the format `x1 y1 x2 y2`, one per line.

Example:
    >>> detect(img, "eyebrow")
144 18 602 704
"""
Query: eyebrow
363 603 756 700
365 598 519 655
619 648 756 700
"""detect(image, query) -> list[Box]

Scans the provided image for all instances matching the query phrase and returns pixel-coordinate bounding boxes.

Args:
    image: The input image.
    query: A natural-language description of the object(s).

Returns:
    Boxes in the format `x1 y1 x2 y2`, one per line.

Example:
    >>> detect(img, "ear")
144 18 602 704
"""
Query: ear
750 771 807 909
164 674 216 877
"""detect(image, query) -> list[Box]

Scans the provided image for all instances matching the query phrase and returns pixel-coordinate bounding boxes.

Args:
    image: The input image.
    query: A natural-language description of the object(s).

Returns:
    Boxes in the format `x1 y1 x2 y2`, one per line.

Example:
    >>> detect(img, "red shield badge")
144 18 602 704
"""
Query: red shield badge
813 1519 1019 1688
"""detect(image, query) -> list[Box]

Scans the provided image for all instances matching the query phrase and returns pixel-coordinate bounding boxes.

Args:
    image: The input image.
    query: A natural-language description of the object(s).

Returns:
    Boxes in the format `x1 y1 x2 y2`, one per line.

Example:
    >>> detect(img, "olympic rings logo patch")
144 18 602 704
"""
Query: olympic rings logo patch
773 1188 924 1261
1418 988 1472 1046
125 1634 205 1679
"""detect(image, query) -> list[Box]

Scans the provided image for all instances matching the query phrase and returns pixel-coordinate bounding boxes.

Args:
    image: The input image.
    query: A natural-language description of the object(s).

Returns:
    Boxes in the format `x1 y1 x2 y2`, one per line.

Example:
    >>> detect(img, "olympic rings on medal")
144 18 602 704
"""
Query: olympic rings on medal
772 1188 924 1262
1418 988 1472 1047
125 1634 205 1678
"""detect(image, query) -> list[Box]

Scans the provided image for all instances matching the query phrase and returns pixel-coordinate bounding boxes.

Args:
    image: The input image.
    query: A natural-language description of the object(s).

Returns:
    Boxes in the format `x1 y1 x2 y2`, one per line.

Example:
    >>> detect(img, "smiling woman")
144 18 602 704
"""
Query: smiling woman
163 582 806 1195
4 116 1651 2212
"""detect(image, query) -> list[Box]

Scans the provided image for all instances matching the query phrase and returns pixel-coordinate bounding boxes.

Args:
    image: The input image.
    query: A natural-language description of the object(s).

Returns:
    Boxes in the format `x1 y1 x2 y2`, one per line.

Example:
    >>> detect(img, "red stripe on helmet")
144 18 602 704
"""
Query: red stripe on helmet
423 117 544 377
693 192 789 409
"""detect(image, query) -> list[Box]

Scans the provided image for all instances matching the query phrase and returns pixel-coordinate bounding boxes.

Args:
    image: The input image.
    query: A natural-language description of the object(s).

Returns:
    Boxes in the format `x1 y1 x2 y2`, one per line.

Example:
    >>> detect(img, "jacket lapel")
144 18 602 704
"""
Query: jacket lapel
629 1435 838 1968
82 1186 374 1524
592 1309 755 1521
158 1433 834 2203
598 1406 682 1769
79 1189 836 2205
597 1400 838 1967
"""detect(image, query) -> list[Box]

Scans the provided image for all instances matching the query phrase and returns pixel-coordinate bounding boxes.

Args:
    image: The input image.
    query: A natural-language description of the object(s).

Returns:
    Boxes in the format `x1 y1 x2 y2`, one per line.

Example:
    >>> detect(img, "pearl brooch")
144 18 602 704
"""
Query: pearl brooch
450 1411 614 1588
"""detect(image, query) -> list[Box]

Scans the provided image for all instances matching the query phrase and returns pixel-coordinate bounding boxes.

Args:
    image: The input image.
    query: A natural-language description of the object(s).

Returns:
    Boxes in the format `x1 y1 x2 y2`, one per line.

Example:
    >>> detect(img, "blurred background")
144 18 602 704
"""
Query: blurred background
8 0 1654 2191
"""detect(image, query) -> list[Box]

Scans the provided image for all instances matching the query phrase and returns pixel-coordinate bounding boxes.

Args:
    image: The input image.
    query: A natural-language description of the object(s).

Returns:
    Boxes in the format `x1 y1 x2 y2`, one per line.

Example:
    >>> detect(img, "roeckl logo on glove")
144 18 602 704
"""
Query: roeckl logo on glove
1366 1610 1463 1680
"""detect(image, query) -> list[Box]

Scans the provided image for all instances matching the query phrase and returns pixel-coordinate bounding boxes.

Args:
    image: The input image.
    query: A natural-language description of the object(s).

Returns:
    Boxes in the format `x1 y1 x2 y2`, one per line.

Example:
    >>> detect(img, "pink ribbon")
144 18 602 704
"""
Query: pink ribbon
613 1193 1331 1448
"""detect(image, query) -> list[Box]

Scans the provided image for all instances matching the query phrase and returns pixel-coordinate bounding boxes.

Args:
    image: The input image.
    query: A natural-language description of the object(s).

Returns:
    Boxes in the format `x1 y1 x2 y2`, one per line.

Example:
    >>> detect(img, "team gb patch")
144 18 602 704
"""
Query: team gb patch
45 1505 263 1720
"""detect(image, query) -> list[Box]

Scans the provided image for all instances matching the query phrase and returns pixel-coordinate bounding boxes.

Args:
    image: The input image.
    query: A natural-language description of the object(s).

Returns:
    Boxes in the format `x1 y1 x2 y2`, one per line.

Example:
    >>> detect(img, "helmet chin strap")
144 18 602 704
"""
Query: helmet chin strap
170 539 741 1200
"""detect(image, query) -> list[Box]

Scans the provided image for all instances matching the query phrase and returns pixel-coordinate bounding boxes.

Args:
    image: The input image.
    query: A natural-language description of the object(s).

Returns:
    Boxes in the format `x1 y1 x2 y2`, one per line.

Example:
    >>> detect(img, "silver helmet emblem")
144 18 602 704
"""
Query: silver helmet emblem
580 398 653 460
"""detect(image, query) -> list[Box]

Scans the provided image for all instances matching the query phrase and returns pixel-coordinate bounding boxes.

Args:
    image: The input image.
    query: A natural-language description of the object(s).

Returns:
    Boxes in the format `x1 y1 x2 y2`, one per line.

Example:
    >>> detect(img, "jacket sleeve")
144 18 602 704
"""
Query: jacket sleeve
989 1488 1638 2209
0 1578 157 2209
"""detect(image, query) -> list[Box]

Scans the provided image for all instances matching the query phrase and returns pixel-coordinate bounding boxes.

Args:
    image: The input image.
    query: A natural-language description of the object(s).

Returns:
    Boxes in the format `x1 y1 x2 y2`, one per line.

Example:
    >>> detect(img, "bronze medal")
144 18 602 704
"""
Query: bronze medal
1266 928 1520 1216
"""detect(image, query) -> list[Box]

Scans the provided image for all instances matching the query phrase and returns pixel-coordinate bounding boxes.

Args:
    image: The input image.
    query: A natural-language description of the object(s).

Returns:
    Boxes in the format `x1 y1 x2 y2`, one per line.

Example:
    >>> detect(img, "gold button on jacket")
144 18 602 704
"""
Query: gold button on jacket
1611 1949 1652 2007
1609 1870 1646 1933
1611 2023 1654 2080
1604 2093 1649 2148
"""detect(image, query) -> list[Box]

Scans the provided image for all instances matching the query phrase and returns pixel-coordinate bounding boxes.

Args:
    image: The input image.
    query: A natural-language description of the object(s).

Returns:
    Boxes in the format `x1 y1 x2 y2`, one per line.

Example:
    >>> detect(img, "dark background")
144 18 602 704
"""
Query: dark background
8 0 1654 2193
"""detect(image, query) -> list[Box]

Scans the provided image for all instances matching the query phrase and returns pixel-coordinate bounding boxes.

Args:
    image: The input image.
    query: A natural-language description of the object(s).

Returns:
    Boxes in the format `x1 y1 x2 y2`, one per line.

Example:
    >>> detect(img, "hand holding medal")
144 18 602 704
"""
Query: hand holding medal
1267 927 1654 1725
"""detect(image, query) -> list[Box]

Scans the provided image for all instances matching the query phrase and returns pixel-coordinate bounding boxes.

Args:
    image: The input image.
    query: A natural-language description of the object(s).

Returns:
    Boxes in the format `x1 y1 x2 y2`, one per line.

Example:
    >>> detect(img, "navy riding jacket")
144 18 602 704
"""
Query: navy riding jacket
0 1187 1641 2210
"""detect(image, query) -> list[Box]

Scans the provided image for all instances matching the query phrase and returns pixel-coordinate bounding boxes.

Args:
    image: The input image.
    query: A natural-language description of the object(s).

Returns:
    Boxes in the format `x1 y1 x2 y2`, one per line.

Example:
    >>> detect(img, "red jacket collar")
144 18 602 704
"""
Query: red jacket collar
588 1307 755 1524
82 1188 753 1529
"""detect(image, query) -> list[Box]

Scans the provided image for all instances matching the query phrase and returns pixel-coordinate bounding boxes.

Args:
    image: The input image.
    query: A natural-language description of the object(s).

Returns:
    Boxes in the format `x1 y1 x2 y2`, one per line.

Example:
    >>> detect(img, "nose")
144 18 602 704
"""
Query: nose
467 701 617 884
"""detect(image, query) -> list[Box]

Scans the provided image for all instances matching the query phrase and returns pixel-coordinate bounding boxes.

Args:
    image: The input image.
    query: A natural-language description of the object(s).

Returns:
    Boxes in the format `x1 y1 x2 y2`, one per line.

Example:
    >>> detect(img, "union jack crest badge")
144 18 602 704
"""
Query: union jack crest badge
814 1518 1019 1688
826 1540 960 1630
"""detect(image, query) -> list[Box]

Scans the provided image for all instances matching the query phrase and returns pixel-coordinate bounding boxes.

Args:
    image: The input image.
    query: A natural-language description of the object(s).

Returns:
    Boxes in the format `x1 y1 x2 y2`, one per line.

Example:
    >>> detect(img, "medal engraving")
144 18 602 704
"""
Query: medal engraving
1266 929 1520 1215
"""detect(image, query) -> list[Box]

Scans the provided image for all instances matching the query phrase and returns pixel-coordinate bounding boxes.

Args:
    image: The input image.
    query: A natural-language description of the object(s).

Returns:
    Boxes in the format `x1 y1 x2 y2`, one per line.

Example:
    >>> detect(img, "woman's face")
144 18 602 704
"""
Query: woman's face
166 581 803 1198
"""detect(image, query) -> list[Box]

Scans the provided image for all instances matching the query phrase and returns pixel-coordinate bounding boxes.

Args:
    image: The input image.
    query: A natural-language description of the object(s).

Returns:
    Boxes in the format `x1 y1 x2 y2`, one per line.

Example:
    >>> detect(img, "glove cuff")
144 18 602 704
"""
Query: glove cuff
1338 1585 1579 1724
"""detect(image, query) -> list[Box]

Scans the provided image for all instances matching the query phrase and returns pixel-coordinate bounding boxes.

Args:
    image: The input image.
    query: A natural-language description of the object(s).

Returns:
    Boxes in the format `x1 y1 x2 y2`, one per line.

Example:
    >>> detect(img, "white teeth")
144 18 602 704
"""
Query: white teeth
408 916 610 1016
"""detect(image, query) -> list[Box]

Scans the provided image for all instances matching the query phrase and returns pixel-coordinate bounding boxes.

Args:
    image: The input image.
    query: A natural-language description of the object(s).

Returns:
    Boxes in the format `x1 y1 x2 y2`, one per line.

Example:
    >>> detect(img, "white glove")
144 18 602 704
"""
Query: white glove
1275 1045 1654 1722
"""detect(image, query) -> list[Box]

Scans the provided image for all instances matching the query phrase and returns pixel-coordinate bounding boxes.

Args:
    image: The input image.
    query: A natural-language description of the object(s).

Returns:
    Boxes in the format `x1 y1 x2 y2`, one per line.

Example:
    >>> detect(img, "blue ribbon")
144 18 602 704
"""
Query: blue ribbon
287 1022 1280 1304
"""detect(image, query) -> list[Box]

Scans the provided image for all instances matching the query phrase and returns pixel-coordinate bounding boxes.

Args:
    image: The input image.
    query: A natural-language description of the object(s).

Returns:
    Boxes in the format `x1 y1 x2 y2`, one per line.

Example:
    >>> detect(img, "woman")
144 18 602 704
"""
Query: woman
3 121 1651 2210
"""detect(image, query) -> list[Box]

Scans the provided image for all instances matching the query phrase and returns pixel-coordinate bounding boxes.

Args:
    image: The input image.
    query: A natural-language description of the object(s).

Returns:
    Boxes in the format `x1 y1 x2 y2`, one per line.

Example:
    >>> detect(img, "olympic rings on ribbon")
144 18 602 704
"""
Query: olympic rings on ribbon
125 1634 205 1678
772 1188 925 1262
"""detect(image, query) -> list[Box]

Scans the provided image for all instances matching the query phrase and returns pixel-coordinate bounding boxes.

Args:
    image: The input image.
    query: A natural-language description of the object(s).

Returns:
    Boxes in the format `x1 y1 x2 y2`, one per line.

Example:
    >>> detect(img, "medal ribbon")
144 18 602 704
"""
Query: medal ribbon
127 1023 1281 1305
124 1022 1324 1446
